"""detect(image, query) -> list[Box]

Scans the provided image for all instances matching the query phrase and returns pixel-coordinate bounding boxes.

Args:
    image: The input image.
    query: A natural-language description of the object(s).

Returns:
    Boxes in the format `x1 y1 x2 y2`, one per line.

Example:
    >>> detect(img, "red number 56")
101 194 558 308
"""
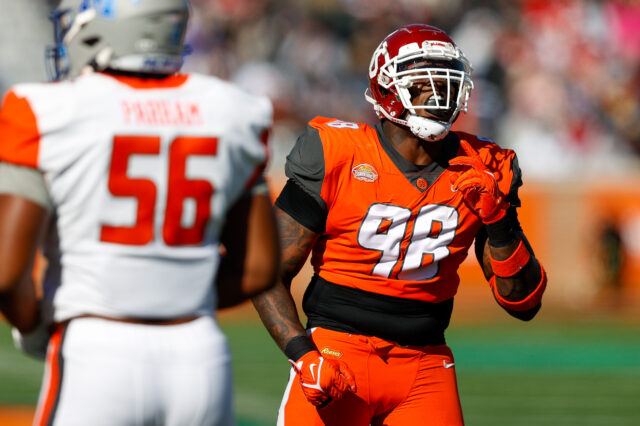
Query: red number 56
100 135 217 246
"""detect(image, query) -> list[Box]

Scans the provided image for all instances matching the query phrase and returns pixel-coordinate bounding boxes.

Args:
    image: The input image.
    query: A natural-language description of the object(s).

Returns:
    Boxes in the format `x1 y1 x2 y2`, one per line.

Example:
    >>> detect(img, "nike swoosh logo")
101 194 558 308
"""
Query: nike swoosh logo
443 360 455 369
310 363 318 382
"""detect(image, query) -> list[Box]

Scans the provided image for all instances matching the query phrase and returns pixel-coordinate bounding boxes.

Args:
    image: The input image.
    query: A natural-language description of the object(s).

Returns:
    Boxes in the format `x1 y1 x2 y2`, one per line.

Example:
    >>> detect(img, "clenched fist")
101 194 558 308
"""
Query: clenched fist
289 350 356 407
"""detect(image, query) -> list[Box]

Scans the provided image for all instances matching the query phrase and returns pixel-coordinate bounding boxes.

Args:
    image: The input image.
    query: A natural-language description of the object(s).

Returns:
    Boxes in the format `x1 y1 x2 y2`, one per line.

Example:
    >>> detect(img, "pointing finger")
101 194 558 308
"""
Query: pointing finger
459 139 480 159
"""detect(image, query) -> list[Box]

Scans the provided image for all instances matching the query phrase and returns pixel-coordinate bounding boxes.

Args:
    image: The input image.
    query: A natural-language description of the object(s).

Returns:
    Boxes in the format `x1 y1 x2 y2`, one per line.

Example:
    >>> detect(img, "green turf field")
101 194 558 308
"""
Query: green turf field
1 318 639 425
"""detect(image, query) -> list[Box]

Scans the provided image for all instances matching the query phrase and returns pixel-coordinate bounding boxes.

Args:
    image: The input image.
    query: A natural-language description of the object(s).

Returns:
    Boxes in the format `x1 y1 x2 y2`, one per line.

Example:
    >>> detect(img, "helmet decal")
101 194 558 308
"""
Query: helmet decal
79 0 115 17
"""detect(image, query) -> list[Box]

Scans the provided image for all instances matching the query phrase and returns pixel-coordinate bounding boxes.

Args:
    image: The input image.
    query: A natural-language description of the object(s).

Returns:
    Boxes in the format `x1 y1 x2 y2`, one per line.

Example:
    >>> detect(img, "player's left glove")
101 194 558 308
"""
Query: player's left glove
289 350 356 407
449 139 509 224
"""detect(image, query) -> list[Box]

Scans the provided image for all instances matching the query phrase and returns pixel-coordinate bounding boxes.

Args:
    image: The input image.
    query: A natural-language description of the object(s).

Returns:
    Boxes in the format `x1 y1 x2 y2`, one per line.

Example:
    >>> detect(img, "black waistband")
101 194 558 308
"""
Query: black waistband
302 275 453 346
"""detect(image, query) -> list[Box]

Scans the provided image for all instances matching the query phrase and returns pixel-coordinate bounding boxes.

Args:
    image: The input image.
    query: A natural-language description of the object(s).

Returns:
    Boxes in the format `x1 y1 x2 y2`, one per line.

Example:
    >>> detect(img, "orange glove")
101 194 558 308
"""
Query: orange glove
449 140 509 224
289 350 357 407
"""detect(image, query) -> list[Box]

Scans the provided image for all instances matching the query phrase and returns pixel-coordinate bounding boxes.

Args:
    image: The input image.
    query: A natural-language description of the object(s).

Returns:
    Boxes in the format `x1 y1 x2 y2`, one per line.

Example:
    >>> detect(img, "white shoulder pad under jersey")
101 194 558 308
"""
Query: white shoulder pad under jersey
0 72 272 321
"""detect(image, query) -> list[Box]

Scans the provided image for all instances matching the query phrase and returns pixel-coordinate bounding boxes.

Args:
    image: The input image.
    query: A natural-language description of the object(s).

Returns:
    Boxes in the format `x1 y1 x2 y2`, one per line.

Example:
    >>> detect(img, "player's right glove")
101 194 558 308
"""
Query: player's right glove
289 350 356 407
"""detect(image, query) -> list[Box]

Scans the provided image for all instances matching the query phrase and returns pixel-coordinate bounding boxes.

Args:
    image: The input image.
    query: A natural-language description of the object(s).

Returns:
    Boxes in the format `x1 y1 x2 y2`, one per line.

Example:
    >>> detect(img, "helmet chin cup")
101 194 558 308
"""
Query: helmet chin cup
406 115 450 141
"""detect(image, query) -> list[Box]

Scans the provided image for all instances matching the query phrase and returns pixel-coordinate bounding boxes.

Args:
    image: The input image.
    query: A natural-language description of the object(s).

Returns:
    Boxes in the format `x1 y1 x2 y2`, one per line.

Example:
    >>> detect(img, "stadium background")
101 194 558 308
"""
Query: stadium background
1 0 638 424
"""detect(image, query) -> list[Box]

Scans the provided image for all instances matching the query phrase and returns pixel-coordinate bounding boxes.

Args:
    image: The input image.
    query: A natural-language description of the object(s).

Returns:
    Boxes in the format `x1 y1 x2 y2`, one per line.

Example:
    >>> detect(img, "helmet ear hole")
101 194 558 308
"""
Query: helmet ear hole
82 37 100 47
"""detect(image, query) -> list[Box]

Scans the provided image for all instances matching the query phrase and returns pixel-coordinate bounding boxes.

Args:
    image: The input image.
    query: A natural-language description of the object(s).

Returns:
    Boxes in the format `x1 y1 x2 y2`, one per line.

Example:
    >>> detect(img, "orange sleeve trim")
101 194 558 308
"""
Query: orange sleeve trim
0 91 40 168
489 264 547 312
489 240 531 277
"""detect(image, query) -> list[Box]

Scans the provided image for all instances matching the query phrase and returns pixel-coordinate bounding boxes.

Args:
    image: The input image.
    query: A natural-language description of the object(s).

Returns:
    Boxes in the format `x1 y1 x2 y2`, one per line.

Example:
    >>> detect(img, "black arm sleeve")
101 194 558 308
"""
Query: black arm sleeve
275 179 327 234
506 154 523 207
275 124 328 233
484 153 524 247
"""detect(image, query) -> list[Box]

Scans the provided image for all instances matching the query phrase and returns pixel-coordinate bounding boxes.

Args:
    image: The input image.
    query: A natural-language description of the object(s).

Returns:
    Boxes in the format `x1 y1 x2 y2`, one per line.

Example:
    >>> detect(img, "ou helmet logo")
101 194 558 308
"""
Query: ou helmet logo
369 41 389 79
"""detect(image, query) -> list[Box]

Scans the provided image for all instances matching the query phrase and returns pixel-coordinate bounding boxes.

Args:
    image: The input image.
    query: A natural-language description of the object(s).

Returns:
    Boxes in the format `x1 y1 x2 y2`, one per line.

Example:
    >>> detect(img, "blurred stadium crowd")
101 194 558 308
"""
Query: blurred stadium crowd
1 0 639 180
182 0 640 180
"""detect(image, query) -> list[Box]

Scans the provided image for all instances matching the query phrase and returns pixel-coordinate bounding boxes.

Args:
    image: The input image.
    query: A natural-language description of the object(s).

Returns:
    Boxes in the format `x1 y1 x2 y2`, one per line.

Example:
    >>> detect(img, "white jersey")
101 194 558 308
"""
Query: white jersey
0 72 272 322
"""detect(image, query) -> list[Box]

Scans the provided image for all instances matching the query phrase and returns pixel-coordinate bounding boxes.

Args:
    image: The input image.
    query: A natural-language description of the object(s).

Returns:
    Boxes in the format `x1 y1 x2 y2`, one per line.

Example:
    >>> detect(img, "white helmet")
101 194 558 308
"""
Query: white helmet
365 24 474 141
46 0 190 80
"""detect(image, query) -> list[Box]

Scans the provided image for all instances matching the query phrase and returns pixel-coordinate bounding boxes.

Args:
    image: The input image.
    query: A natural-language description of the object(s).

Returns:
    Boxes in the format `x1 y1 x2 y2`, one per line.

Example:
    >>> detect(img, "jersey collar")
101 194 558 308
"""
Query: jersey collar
374 122 460 191
100 72 190 89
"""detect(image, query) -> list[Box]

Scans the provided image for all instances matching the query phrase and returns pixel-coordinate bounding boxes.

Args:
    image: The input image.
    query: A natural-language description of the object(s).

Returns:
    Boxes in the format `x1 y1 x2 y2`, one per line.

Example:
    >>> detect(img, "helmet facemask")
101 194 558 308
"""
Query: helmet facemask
397 59 468 123
46 7 78 80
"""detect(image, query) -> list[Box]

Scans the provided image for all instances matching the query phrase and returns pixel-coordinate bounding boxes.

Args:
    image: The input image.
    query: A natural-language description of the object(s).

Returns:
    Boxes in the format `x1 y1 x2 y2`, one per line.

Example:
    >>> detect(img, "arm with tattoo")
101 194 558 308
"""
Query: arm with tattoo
252 206 357 405
251 207 317 353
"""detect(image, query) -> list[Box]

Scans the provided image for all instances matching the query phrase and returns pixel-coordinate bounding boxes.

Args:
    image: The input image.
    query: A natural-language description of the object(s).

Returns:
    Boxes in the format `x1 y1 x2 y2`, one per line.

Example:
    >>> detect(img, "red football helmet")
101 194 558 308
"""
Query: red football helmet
365 24 473 141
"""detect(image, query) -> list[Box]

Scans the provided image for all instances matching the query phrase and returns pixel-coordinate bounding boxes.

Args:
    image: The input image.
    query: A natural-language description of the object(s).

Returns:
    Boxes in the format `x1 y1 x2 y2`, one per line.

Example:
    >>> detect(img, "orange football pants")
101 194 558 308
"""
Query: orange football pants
278 327 464 425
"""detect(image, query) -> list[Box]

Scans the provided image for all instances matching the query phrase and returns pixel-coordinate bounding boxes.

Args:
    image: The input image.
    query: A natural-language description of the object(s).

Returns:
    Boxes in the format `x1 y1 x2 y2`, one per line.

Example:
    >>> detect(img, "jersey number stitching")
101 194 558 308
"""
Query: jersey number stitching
100 135 218 246
357 203 459 280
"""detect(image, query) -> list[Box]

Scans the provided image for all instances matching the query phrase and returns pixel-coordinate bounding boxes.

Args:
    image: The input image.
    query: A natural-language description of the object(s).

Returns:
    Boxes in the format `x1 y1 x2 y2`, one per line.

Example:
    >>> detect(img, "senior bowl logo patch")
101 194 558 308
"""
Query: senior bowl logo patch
321 347 343 358
352 163 378 182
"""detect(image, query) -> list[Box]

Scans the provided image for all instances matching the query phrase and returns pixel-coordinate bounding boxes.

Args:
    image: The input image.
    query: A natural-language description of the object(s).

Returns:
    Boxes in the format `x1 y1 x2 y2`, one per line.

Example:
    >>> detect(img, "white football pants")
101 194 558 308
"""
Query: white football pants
33 315 234 426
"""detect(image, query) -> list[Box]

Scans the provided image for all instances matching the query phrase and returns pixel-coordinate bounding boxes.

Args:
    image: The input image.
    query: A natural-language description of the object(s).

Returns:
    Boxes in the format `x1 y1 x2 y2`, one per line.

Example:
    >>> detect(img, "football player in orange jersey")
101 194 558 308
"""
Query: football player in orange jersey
0 1 279 425
252 24 547 425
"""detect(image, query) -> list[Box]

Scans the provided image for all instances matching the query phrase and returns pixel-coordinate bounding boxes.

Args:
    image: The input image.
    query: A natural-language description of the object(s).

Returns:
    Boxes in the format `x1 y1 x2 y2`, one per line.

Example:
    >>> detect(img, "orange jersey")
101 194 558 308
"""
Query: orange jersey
286 116 519 303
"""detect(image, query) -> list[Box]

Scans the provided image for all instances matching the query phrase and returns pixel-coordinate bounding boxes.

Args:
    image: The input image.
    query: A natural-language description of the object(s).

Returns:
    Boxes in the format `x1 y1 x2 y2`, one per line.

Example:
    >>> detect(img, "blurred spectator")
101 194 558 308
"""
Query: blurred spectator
597 221 625 292
491 0 640 179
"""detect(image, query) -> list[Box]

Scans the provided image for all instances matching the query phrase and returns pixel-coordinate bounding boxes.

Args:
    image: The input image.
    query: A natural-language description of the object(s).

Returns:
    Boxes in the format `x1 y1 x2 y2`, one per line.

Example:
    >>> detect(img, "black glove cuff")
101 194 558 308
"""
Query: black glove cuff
284 335 316 362
486 213 518 248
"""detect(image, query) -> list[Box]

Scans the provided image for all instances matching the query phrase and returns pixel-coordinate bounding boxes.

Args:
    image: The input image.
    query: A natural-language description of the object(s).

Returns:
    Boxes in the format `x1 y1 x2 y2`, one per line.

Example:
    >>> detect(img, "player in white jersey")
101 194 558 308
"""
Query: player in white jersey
0 1 280 425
